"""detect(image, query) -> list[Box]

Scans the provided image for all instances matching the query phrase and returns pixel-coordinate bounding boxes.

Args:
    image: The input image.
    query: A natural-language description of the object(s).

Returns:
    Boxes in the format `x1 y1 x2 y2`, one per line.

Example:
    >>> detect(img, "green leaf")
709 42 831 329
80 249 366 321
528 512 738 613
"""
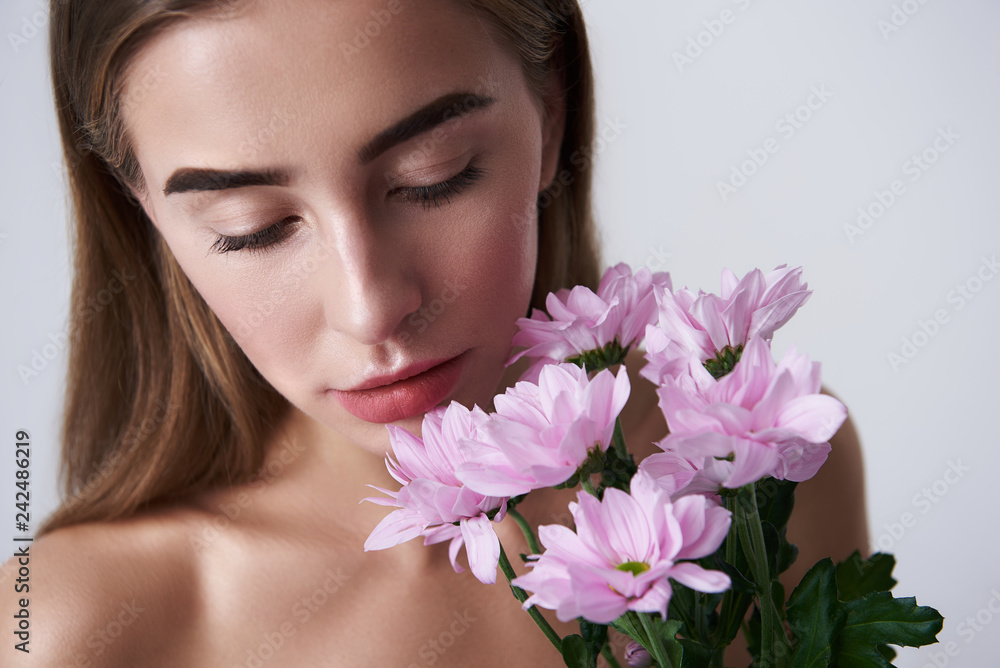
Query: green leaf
755 478 798 533
561 634 590 668
876 644 897 662
761 521 781 579
712 555 756 595
658 618 685 667
610 613 643 645
579 621 607 668
836 551 897 602
783 556 943 668
834 592 943 667
778 532 799 576
667 581 724 645
679 638 713 667
785 559 844 668
620 614 685 668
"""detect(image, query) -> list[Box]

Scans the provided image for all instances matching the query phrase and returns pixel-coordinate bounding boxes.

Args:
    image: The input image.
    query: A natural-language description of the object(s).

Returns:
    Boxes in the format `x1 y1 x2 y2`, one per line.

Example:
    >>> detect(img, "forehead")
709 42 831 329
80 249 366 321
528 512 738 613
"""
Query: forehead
120 0 520 196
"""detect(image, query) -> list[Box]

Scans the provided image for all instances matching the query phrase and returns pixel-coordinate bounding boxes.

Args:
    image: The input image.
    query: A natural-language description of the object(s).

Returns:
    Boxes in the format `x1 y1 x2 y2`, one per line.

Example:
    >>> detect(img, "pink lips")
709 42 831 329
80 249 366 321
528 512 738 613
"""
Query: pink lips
326 353 467 423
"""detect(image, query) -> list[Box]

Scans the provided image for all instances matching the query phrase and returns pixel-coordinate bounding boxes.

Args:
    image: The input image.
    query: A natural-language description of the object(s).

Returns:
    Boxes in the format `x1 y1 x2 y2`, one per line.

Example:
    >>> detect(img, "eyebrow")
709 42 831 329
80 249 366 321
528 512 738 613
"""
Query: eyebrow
162 91 498 196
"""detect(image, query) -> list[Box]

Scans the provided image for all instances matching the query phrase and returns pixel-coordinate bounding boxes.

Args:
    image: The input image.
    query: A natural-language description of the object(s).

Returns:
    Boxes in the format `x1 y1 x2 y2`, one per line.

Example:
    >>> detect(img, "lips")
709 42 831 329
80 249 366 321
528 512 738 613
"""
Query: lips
326 353 467 423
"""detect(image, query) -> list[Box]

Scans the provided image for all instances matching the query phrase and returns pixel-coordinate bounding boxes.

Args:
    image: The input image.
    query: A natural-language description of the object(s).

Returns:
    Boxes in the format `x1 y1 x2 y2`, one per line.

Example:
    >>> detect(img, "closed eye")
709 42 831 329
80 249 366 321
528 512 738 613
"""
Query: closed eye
210 216 301 255
389 162 485 209
209 161 486 255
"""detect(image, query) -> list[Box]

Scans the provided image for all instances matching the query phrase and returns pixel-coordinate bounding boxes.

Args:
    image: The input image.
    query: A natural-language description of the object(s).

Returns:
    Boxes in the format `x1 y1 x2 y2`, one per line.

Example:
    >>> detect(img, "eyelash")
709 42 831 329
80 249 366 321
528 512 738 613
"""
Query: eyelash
210 162 486 255
392 163 485 209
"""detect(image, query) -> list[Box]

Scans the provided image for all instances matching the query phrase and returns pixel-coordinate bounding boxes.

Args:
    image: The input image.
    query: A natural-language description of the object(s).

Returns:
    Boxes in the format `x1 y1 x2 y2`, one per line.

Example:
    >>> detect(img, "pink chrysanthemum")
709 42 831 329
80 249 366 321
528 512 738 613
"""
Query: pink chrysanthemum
643 336 847 494
508 263 671 382
641 265 811 385
455 362 630 497
510 470 732 624
363 402 508 585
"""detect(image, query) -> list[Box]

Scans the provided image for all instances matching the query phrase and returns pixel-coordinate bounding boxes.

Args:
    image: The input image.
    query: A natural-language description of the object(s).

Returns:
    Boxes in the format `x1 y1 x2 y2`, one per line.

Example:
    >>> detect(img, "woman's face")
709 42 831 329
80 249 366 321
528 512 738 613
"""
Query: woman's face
123 0 563 455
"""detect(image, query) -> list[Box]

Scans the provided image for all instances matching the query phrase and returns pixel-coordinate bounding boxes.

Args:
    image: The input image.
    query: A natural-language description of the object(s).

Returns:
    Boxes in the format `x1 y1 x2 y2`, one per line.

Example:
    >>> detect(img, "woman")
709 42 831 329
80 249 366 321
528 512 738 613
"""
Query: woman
3 0 868 665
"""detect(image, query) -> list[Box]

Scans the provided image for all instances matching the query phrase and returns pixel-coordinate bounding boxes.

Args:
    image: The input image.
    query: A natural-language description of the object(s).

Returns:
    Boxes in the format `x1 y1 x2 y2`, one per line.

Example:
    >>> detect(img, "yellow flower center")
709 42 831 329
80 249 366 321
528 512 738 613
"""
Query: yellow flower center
615 561 650 576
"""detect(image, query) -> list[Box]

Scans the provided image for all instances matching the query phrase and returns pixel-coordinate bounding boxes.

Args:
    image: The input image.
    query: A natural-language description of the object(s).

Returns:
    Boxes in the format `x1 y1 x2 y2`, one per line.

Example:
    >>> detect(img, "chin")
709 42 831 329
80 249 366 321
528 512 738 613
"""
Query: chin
325 404 427 458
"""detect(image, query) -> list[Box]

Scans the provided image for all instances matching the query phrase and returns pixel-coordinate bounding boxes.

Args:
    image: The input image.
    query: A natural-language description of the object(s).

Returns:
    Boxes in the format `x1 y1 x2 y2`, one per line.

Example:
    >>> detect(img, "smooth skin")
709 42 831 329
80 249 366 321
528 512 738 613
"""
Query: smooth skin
1 0 869 665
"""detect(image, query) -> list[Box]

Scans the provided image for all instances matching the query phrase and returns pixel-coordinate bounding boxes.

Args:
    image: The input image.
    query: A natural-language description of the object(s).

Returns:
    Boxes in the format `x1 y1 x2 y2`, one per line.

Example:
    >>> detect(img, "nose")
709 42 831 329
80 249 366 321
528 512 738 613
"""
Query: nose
318 216 424 346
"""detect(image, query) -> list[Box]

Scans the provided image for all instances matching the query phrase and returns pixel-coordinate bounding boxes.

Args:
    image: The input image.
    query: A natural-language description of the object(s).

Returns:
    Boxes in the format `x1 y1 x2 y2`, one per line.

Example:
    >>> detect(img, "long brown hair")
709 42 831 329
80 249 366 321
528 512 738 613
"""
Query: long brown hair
39 0 602 536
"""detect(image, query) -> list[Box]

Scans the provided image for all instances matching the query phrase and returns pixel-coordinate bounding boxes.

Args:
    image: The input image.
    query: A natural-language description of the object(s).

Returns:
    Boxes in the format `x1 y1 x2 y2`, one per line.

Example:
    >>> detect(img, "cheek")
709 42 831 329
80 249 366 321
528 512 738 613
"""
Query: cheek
465 209 537 325
162 231 316 379
214 265 320 390
438 157 541 355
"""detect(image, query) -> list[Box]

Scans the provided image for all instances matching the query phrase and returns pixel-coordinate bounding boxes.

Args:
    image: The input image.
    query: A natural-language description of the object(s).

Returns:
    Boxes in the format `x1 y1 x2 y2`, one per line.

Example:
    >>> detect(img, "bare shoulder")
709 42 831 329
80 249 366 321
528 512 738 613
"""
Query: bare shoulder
0 505 209 667
782 387 870 588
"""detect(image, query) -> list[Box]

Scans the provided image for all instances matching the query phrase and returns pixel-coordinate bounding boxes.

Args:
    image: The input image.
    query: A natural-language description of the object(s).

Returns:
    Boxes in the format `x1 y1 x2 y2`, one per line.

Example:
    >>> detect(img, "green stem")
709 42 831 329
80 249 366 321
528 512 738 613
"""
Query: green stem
712 494 751 660
637 612 674 668
497 542 563 651
581 475 599 497
735 484 790 668
507 508 542 556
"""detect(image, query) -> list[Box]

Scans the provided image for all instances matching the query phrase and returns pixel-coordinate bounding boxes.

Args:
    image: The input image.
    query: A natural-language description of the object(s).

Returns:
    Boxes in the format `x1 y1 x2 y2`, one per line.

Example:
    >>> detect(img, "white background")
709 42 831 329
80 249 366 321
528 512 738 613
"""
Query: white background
2 1 998 666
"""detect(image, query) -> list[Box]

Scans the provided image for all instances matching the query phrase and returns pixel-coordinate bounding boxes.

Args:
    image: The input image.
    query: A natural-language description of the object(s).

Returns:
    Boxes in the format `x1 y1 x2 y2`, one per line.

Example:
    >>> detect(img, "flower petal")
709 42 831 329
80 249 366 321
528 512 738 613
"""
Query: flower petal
364 508 426 551
775 394 847 442
669 562 731 593
460 514 500 585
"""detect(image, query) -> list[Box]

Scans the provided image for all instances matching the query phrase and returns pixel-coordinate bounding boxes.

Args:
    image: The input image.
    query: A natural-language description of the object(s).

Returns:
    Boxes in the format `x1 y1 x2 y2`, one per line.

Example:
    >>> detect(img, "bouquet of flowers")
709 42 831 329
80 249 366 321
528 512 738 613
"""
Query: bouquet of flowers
363 263 943 667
